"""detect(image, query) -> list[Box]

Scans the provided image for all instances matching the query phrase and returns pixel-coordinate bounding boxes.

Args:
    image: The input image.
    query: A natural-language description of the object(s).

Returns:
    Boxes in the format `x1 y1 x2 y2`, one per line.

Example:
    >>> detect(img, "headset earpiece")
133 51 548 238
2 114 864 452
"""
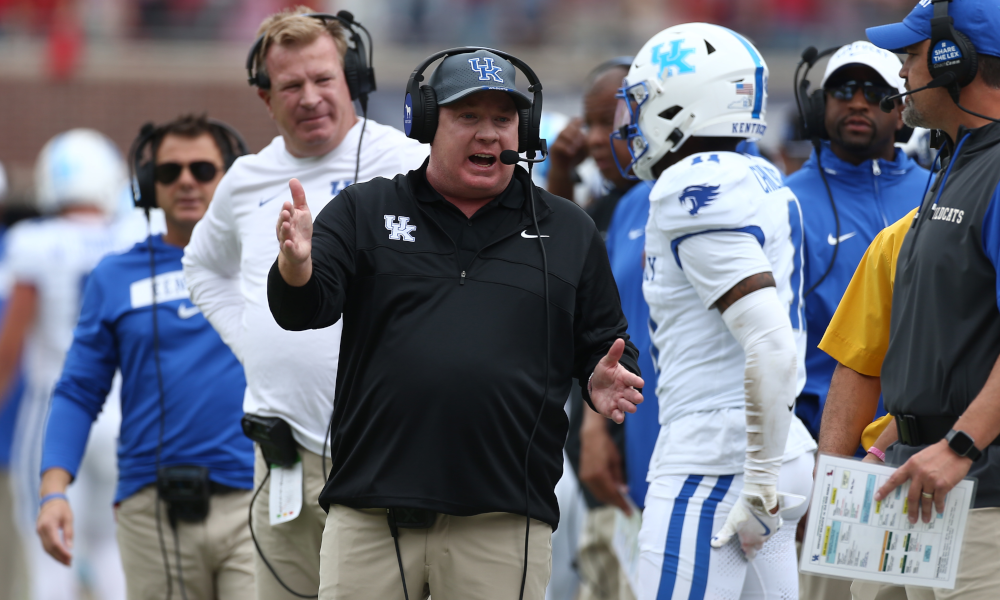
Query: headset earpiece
804 89 827 140
517 108 531 153
928 0 978 96
416 86 439 144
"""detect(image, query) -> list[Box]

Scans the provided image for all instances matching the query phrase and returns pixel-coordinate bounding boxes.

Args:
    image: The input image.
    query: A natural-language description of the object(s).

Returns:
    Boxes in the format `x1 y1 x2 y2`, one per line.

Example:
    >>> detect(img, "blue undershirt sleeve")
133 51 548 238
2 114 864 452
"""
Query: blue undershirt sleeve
981 184 1000 312
41 271 119 479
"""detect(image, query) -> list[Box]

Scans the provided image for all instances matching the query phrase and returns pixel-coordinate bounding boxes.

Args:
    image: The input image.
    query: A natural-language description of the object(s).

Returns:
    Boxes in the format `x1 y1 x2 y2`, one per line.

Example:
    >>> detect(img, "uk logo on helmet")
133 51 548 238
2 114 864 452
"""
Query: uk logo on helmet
651 40 696 79
679 184 721 216
469 58 503 83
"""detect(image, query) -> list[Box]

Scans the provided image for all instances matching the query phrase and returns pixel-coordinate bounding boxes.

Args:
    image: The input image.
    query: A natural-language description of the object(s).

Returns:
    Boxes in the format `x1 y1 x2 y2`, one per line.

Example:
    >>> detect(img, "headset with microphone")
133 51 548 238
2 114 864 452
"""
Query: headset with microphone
878 0 998 124
246 11 375 109
247 10 377 186
793 46 844 298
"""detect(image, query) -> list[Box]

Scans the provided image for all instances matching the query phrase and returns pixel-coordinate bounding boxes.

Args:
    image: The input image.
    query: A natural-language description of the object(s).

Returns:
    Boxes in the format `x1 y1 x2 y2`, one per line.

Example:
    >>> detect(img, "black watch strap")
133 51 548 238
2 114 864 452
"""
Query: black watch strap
945 429 981 461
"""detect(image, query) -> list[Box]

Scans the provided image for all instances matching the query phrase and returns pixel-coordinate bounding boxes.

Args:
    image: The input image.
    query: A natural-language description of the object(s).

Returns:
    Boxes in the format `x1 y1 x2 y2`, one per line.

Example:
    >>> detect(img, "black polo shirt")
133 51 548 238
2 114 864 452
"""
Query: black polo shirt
414 171 526 270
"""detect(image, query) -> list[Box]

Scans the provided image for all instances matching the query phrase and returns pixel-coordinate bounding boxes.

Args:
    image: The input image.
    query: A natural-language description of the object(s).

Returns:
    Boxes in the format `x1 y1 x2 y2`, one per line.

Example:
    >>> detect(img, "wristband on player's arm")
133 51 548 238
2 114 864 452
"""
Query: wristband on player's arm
39 492 69 510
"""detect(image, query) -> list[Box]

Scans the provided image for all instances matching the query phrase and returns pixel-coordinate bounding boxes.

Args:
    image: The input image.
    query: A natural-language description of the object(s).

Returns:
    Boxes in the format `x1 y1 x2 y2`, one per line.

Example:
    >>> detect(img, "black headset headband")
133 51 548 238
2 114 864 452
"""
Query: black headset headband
405 46 545 154
129 118 249 210
246 11 375 106
794 46 839 141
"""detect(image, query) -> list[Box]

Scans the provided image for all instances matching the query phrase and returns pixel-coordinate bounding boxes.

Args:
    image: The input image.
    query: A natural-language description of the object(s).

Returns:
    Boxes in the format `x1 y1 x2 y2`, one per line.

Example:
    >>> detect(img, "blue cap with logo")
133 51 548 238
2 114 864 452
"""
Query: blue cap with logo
427 49 532 109
867 0 1000 57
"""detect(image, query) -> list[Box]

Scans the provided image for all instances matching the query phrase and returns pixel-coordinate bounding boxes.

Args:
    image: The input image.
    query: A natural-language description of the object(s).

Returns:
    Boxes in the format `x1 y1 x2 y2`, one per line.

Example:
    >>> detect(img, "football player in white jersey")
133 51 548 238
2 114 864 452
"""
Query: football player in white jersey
612 24 817 599
0 129 128 600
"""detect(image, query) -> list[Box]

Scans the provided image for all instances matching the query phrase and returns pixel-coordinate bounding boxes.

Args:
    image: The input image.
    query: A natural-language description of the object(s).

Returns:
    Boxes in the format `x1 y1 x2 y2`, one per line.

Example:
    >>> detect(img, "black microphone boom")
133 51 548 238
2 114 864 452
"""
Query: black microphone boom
880 72 957 113
500 149 547 165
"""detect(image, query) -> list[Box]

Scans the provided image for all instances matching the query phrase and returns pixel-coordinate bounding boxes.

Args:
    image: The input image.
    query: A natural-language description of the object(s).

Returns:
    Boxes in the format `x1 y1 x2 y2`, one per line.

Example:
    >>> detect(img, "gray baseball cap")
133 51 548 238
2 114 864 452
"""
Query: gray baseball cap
428 49 532 110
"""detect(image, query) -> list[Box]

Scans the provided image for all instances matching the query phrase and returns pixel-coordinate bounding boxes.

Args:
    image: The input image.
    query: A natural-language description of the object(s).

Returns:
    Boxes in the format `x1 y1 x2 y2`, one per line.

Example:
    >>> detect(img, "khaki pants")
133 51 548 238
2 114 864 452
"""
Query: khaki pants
900 507 1000 600
578 505 635 600
252 444 328 600
319 505 552 599
116 485 255 600
0 469 27 600
851 580 908 600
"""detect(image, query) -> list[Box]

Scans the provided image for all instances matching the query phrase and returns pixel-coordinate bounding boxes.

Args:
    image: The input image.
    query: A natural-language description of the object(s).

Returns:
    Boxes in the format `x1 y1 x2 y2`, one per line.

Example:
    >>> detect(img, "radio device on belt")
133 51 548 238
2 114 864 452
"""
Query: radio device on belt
241 414 299 467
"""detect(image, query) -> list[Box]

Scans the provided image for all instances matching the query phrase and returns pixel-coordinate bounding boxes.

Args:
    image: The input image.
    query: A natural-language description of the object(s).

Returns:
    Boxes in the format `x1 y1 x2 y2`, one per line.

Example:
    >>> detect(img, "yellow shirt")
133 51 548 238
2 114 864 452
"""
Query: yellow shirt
818 208 917 449
818 208 917 376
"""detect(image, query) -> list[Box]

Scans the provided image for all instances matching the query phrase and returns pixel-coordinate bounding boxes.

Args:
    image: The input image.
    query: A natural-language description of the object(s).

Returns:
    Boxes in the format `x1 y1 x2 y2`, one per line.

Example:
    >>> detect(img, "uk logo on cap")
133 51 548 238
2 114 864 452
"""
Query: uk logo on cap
469 57 503 83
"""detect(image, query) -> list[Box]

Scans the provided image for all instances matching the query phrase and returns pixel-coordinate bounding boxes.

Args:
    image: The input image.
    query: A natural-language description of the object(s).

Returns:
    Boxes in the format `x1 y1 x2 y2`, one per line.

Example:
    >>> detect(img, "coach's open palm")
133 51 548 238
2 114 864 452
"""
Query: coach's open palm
590 338 644 424
276 178 313 286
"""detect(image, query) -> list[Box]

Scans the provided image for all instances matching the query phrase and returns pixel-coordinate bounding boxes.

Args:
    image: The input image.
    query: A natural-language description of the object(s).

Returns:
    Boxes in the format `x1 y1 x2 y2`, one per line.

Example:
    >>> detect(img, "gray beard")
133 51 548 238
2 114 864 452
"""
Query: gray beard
903 101 933 129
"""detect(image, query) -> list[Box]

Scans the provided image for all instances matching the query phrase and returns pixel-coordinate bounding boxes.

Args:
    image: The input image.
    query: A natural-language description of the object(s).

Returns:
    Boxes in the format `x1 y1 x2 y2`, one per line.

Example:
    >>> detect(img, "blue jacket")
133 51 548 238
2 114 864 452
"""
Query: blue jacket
605 181 659 508
42 236 252 503
785 143 929 439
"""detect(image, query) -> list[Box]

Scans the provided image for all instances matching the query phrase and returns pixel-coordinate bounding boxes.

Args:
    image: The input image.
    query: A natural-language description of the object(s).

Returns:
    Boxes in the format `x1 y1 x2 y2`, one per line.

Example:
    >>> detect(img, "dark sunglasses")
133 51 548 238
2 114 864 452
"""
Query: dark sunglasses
154 161 219 185
826 80 897 105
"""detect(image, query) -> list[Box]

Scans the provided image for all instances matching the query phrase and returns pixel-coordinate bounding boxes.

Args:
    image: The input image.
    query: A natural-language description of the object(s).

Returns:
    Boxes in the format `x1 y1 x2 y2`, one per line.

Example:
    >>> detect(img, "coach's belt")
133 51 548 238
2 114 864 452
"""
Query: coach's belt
895 414 1000 447
387 507 437 530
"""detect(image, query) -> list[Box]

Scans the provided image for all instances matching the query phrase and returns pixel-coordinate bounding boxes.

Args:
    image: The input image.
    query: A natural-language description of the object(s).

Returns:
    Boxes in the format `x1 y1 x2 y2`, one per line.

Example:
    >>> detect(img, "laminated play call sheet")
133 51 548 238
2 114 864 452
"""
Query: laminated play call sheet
799 454 975 589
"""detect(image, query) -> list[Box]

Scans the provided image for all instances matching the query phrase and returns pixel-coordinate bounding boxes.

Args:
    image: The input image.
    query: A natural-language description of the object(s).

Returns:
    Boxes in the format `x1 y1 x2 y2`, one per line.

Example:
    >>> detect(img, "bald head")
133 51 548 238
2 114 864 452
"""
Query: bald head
584 65 631 186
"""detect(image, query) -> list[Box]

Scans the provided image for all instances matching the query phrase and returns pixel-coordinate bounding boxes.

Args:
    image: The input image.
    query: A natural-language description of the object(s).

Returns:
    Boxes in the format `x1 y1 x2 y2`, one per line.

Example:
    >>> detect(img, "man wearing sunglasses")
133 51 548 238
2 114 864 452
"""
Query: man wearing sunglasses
785 42 928 447
35 114 256 599
784 42 928 600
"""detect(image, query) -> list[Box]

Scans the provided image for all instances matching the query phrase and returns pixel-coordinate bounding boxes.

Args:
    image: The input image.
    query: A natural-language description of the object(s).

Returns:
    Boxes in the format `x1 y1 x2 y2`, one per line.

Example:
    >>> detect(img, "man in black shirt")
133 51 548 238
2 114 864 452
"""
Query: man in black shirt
268 49 643 599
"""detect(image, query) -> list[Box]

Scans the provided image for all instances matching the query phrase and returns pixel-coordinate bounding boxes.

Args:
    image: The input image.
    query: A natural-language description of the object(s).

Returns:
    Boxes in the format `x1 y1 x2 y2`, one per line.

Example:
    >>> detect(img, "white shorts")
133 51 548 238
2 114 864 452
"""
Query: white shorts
637 452 814 600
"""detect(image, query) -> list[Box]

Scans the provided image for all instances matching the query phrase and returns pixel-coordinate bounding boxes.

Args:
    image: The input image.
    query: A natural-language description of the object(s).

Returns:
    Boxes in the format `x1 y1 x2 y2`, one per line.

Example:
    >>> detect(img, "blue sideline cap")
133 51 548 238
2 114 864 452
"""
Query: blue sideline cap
867 0 1000 57
428 49 532 109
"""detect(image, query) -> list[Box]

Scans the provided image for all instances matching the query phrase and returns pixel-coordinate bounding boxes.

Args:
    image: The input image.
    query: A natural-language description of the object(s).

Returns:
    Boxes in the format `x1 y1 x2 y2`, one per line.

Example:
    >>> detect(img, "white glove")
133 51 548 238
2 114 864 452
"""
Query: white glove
710 483 780 559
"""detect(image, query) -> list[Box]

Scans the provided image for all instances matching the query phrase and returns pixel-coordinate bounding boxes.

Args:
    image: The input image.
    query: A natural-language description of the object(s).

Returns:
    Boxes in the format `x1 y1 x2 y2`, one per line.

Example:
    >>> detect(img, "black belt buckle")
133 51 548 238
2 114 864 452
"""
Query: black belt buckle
387 508 437 537
896 414 921 446
157 466 210 526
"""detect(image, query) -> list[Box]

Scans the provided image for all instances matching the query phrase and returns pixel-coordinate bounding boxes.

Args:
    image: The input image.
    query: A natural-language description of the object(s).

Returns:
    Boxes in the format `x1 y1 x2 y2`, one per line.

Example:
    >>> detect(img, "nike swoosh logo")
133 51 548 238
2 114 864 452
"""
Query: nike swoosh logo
259 192 283 207
752 513 771 537
628 228 644 240
788 402 795 412
521 230 550 239
177 304 201 319
827 232 857 245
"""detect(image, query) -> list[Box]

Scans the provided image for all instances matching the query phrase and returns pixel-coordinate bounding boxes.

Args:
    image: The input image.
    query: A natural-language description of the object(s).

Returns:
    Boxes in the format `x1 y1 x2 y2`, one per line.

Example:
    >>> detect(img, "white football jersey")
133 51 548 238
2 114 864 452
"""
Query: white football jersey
642 151 815 478
6 214 126 388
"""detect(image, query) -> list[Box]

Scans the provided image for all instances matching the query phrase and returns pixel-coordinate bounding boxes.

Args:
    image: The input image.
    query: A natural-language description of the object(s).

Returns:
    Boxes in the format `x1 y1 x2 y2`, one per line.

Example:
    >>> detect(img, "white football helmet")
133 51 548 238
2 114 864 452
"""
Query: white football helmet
612 23 770 181
34 128 127 216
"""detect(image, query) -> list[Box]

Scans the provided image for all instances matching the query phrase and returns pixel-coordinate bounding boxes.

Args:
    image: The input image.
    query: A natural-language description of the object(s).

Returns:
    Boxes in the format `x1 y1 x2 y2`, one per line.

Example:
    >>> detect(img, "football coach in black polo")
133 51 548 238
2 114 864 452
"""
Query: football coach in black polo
267 48 643 599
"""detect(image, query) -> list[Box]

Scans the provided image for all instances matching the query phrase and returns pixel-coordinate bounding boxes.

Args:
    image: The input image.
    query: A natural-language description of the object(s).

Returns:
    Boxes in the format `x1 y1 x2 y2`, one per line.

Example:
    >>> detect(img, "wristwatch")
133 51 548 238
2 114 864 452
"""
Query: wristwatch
945 429 981 461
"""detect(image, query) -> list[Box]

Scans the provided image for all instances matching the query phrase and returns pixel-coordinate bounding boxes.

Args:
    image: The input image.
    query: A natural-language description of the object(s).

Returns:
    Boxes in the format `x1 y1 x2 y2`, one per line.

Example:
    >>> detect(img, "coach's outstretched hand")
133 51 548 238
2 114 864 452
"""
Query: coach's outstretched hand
276 178 313 287
590 338 644 424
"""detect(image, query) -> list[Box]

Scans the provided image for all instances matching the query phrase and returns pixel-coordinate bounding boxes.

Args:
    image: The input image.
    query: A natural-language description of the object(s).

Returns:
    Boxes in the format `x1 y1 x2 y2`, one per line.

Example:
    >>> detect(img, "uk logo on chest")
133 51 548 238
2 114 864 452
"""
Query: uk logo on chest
385 215 417 242
331 180 353 197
